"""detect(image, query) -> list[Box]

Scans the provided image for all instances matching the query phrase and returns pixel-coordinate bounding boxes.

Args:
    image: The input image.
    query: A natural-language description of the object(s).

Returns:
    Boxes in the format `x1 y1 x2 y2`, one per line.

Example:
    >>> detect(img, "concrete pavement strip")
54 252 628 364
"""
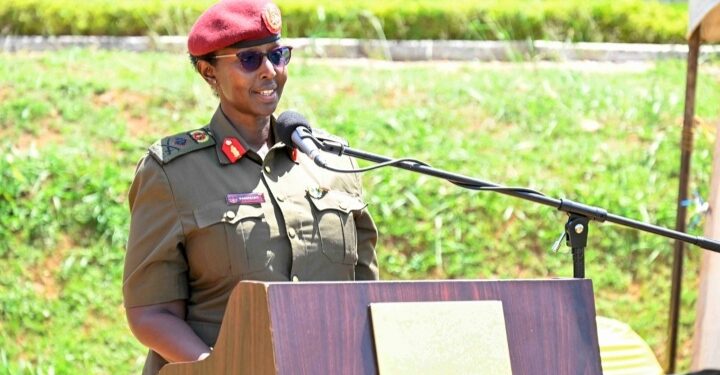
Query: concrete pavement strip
3 35 720 62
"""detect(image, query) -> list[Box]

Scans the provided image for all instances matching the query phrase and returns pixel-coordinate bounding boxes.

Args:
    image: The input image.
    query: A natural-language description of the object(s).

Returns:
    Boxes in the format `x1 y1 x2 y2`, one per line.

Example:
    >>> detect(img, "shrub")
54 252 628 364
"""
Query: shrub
0 0 688 43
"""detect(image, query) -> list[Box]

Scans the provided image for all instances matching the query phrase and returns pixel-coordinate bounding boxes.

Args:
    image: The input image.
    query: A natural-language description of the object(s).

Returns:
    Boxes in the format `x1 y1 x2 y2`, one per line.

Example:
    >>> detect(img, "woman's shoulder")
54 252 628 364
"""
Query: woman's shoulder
147 127 216 165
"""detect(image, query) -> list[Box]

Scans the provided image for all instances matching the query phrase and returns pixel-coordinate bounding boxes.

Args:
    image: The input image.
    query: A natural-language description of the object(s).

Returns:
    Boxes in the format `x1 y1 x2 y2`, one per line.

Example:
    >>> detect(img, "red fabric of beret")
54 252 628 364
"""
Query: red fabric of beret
188 0 282 56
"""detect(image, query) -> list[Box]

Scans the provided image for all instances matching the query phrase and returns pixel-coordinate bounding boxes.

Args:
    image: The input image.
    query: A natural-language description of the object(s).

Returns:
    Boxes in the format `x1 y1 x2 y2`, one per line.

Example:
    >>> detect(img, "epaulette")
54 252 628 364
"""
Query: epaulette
148 128 215 164
311 127 349 147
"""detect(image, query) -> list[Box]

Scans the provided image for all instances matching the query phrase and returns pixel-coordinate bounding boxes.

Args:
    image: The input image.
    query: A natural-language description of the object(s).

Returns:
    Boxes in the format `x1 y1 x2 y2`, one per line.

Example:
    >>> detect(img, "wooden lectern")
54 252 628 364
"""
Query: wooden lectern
160 279 602 375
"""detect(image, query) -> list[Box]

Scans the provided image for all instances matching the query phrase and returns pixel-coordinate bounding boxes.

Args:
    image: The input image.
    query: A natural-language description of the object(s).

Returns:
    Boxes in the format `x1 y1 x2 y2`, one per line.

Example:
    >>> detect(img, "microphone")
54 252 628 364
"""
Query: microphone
276 111 328 167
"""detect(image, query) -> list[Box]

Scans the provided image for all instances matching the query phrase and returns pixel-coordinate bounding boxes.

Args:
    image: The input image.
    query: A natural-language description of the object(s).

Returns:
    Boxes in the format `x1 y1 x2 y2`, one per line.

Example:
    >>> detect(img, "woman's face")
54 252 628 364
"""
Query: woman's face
201 42 288 121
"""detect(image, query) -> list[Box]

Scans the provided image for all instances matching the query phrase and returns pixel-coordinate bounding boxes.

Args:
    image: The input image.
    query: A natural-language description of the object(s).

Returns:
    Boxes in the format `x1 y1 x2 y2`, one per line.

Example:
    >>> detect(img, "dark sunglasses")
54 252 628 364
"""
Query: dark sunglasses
212 46 293 72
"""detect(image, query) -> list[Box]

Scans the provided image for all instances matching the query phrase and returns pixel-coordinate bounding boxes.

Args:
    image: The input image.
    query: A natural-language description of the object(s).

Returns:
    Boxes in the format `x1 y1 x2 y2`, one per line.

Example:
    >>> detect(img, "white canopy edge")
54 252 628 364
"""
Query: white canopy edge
689 0 720 41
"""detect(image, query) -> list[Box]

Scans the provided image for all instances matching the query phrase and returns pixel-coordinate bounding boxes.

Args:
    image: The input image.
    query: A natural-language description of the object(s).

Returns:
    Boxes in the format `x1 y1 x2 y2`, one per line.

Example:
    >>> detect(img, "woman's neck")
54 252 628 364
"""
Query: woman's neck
220 104 271 150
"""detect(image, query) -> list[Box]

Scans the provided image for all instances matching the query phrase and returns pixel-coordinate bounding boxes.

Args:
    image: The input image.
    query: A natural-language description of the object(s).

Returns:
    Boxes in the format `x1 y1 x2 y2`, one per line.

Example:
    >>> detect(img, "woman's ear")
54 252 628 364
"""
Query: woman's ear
197 60 217 85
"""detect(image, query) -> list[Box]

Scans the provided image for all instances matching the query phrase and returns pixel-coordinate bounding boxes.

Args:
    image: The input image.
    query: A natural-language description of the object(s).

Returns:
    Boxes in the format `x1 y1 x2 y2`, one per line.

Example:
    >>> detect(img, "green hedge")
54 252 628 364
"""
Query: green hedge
0 0 689 43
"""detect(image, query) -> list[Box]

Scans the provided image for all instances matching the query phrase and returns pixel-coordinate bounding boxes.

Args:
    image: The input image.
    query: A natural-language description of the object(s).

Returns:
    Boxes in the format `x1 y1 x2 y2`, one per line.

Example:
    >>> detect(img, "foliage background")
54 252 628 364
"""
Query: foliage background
1 49 718 374
0 0 689 43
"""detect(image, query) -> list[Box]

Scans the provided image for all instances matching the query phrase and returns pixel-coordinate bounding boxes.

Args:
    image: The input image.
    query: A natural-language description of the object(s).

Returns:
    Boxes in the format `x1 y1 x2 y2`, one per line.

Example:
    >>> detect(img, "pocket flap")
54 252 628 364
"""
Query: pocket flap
194 200 264 228
308 190 367 214
232 204 264 220
193 200 228 228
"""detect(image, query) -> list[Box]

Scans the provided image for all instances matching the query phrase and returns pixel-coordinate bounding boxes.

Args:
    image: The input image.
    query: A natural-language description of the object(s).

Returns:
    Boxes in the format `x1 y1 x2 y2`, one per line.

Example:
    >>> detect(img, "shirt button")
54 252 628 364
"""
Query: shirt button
277 195 284 202
264 166 271 173
288 228 296 238
292 275 300 282
224 210 236 220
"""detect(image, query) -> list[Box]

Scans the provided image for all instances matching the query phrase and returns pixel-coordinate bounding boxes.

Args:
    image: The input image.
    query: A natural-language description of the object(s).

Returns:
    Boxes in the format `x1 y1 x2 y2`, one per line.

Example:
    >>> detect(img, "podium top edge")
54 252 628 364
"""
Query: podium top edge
239 278 590 286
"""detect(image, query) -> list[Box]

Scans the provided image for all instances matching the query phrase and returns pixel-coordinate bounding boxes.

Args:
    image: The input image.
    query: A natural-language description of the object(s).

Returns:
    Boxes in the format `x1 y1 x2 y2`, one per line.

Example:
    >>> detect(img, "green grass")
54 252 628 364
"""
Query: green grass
1 49 718 373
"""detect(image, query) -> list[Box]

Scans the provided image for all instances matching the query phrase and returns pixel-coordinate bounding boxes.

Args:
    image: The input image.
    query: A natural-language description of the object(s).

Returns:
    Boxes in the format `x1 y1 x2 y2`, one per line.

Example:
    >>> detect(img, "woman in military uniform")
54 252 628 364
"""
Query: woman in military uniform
122 1 379 373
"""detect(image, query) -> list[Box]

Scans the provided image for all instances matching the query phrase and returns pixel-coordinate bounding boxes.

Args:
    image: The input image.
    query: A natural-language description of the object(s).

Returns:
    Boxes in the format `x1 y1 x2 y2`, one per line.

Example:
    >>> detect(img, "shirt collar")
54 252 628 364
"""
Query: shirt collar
208 106 297 164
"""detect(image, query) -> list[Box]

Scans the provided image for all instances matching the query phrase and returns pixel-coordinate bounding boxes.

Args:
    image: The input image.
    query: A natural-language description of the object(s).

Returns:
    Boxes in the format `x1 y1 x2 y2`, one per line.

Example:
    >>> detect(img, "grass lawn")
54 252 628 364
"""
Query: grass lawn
1 48 718 373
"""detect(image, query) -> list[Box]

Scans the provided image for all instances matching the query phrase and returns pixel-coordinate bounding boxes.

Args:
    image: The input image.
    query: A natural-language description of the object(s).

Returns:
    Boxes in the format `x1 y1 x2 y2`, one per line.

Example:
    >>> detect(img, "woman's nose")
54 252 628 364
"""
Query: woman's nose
257 56 277 79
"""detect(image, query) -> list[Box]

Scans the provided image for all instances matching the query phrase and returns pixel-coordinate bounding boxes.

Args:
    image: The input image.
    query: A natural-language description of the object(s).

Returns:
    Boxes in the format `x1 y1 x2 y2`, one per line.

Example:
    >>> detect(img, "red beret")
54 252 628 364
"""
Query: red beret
188 0 282 56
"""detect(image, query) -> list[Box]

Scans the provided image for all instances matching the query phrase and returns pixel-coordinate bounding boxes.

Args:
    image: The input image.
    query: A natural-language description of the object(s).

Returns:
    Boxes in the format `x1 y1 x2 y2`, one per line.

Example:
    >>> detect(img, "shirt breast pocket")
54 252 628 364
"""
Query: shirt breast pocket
227 204 273 275
192 201 272 279
191 200 234 279
307 190 367 265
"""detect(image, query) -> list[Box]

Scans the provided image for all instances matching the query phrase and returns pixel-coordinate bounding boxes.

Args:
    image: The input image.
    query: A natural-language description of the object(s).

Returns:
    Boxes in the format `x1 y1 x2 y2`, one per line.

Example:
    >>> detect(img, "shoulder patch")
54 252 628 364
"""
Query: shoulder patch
311 127 349 146
149 128 216 164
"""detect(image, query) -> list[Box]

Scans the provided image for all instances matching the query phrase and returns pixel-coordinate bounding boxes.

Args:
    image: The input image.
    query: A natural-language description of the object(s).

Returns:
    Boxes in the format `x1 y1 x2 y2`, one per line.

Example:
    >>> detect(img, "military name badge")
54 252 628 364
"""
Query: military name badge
226 192 266 205
262 3 282 34
189 130 210 143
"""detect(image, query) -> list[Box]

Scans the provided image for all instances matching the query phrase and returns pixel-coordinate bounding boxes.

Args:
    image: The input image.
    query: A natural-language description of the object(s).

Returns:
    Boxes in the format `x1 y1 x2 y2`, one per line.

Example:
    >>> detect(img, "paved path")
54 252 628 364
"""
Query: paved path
3 36 720 62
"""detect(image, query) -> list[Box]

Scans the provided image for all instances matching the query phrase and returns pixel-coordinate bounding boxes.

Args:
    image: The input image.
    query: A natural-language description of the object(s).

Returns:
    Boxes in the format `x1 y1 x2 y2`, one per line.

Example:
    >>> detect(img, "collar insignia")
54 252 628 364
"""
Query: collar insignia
222 137 247 163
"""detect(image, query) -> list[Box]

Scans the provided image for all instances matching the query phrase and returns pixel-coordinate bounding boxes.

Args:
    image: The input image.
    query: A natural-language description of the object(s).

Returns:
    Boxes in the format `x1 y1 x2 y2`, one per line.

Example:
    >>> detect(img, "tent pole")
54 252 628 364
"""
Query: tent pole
666 27 700 374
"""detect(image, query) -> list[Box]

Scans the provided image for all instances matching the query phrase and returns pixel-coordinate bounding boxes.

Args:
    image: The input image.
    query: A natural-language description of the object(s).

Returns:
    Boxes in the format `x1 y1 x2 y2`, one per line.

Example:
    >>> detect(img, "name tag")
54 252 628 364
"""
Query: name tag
226 192 265 205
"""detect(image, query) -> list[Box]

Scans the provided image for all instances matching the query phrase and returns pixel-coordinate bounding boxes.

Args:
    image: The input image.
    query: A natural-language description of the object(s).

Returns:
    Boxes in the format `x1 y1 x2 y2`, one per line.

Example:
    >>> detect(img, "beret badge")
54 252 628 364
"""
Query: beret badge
262 3 282 34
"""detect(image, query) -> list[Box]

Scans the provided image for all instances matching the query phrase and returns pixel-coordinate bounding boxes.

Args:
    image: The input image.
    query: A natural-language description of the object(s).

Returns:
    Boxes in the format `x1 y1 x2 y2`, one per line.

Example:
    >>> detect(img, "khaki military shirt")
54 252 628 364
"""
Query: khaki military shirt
123 107 379 374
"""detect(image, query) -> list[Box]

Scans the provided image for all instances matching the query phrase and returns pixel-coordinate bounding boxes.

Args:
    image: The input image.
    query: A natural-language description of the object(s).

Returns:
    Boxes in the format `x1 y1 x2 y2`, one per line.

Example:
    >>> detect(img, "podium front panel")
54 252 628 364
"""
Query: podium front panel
263 279 601 375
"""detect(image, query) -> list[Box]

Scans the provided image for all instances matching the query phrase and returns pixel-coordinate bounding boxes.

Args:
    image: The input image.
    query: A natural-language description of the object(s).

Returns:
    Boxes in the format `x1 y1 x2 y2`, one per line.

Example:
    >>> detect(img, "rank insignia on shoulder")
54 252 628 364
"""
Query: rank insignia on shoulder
173 137 188 146
188 129 211 143
149 127 216 164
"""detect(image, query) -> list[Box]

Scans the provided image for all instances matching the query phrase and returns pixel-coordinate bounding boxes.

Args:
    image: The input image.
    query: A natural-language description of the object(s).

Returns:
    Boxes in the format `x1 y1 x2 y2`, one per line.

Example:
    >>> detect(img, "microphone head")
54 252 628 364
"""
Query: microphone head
276 111 310 145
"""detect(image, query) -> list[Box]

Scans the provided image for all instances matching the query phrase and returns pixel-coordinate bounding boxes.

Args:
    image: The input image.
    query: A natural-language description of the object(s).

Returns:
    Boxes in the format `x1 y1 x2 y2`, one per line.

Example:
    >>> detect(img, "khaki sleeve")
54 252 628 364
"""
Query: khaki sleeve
349 157 379 280
123 155 188 307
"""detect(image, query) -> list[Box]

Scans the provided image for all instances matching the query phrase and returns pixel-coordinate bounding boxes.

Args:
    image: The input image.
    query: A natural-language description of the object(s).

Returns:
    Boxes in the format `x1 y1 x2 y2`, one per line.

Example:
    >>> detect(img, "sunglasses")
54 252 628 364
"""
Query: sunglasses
212 46 293 72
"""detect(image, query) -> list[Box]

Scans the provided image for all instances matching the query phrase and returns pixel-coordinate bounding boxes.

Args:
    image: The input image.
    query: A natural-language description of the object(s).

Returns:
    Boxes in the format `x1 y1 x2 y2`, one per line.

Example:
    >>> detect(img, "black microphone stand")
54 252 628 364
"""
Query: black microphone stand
319 140 720 279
